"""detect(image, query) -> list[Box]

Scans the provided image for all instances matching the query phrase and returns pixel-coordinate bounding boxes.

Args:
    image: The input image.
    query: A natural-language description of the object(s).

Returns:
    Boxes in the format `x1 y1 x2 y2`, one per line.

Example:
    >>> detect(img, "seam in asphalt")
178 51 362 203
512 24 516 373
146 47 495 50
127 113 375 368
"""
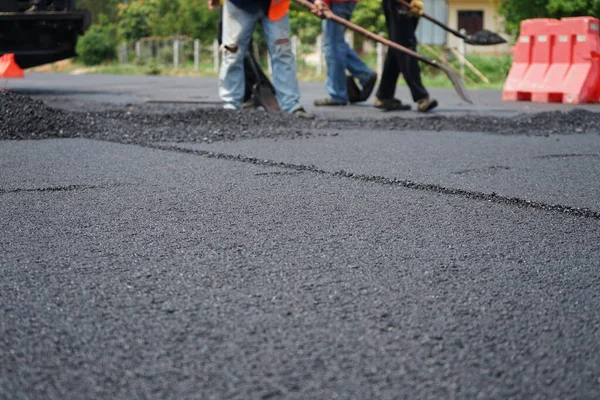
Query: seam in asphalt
143 142 600 221
0 184 98 195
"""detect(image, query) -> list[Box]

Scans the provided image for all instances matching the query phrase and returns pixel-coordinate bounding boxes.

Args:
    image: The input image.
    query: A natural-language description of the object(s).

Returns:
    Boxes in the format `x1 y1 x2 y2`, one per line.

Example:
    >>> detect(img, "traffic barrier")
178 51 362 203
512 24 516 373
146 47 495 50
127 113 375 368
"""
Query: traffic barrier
0 53 24 78
561 17 600 104
530 19 565 103
502 19 557 101
502 17 600 104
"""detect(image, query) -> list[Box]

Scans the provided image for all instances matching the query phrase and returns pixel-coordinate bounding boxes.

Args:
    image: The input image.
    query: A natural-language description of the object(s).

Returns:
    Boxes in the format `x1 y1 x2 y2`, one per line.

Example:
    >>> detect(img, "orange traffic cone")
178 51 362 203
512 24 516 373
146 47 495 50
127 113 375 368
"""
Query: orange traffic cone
0 54 24 78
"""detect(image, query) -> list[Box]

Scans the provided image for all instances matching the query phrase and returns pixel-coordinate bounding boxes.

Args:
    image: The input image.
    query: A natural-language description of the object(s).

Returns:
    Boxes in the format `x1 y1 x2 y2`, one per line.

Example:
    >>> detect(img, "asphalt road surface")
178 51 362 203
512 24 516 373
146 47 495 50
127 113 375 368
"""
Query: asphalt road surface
1 73 600 400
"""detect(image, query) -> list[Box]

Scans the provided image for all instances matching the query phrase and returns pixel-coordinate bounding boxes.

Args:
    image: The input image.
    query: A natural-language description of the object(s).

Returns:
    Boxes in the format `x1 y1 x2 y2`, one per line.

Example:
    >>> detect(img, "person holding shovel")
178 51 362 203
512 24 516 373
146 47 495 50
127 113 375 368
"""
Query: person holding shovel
374 0 438 112
312 0 378 107
208 0 313 118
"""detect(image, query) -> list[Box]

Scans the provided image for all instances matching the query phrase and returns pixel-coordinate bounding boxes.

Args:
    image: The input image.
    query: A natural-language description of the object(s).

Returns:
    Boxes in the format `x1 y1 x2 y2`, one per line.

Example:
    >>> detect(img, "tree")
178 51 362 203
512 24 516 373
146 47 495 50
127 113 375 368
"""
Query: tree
117 1 152 42
498 0 600 35
76 17 117 65
77 0 120 24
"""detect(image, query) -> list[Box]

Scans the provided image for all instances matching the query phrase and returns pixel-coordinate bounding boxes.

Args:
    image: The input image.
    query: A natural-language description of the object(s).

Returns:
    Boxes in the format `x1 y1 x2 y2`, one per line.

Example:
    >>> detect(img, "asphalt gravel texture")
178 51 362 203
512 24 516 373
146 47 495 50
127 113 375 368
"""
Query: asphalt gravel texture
2 88 600 400
3 91 600 143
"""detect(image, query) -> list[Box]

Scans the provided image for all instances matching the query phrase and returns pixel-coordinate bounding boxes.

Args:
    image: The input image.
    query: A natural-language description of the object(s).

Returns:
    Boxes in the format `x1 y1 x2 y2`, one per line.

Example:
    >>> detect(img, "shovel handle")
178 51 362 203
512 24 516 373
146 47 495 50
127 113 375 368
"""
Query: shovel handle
396 0 468 41
293 0 472 103
294 0 439 69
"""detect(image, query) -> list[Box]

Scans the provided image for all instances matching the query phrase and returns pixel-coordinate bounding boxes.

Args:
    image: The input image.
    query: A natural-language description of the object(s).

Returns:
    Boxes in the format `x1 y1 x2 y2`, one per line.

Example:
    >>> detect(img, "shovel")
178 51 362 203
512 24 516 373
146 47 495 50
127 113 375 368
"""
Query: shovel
396 0 506 46
245 51 281 112
293 0 472 104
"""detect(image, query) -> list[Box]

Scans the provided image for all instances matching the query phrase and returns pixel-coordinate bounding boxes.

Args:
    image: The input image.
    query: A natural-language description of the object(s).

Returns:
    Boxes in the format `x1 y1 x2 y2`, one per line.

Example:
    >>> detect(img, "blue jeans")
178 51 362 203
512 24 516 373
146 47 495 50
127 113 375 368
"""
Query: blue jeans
323 2 375 103
220 1 302 113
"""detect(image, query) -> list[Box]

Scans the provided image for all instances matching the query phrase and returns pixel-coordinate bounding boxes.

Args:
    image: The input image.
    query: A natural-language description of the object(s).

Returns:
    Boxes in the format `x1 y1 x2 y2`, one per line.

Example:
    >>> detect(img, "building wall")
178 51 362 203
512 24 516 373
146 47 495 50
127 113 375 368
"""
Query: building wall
446 0 510 54
416 0 449 45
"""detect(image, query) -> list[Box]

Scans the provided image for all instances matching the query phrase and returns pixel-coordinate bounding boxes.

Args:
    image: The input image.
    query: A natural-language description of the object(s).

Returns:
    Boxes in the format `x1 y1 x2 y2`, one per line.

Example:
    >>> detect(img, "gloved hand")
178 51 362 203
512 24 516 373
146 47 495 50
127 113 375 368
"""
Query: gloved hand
312 0 329 19
408 0 424 17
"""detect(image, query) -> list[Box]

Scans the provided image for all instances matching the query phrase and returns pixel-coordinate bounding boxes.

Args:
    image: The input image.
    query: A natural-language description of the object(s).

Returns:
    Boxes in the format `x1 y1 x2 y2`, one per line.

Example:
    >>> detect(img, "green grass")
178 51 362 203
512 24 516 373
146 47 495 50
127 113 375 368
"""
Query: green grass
37 52 510 90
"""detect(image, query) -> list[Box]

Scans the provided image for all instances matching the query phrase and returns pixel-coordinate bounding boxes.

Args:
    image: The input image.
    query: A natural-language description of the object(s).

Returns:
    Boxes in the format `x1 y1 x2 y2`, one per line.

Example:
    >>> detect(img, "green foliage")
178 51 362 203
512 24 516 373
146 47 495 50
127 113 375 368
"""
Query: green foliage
352 0 386 35
117 1 152 42
498 0 600 35
76 21 117 66
77 0 121 24
289 0 385 44
289 3 322 43
145 63 162 75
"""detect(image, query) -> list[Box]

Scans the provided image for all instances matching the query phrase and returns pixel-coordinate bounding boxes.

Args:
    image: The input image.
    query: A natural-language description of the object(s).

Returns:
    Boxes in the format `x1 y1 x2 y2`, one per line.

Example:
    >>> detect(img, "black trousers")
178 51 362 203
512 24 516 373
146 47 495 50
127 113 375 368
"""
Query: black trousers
375 0 429 102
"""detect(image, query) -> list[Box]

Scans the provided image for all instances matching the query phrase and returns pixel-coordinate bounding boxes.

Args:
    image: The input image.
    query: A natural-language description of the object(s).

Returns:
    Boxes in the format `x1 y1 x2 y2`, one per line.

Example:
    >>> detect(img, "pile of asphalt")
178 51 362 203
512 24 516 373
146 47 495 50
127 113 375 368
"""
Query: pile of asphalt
0 91 87 139
0 92 316 142
357 109 600 136
2 92 600 142
468 29 507 45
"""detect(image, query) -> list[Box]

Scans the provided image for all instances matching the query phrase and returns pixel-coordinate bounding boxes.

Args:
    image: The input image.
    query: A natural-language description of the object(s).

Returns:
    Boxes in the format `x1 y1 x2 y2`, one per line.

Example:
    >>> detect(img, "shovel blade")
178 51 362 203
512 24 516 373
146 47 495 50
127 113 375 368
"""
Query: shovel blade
253 83 281 113
437 63 473 104
465 29 507 46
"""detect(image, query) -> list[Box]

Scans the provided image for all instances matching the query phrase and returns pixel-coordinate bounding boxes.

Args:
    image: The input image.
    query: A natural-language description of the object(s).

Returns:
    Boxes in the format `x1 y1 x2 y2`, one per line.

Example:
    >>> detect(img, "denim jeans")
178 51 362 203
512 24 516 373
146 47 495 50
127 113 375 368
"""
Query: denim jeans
323 2 375 103
220 1 302 113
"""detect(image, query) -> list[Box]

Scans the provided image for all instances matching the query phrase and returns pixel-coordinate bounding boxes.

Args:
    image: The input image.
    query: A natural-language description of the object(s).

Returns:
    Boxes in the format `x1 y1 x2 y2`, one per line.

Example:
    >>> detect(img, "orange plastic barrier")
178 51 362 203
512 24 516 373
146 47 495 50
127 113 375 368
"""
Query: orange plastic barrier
502 19 557 101
0 53 24 78
561 17 600 104
502 17 600 104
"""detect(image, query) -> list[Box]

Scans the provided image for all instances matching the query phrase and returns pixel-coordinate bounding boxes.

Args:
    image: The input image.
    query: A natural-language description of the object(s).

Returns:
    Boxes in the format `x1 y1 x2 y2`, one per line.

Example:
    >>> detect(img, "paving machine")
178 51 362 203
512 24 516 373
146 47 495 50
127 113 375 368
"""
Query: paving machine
0 0 90 68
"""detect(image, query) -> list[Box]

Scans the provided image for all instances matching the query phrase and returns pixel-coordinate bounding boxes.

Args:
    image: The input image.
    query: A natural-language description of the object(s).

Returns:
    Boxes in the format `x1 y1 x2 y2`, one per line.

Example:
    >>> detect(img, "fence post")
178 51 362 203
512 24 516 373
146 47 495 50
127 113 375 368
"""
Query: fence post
173 39 179 69
135 41 142 59
213 39 219 73
119 42 128 65
316 34 323 75
376 35 384 78
194 39 200 71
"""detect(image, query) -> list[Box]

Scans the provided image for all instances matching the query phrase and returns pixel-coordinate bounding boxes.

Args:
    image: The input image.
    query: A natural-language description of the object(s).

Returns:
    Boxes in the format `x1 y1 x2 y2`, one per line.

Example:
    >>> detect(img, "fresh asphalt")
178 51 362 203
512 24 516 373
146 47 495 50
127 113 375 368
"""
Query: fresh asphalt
1 73 600 399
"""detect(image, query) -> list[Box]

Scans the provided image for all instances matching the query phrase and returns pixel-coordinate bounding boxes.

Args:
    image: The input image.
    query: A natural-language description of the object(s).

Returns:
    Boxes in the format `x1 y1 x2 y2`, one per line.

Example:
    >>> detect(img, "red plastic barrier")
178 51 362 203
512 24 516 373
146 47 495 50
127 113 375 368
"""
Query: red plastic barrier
531 20 570 103
0 53 24 78
503 19 559 101
560 17 600 104
503 17 600 104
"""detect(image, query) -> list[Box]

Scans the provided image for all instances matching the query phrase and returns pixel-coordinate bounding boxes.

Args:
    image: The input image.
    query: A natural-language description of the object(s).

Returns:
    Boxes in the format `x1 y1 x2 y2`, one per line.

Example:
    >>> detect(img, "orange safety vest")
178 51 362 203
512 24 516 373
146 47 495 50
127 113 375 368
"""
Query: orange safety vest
268 0 290 21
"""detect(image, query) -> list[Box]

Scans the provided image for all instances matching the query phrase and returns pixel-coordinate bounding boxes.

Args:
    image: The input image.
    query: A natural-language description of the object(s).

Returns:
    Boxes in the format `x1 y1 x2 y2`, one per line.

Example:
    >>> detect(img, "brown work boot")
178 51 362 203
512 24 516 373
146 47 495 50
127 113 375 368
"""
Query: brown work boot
417 97 438 113
374 97 411 111
314 98 347 106
292 107 315 119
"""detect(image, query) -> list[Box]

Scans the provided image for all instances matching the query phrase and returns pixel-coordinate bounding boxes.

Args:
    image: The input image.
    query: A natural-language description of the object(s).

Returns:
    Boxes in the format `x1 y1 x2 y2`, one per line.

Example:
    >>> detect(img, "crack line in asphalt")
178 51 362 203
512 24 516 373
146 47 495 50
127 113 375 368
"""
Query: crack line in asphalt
0 184 98 195
532 153 599 159
146 143 600 220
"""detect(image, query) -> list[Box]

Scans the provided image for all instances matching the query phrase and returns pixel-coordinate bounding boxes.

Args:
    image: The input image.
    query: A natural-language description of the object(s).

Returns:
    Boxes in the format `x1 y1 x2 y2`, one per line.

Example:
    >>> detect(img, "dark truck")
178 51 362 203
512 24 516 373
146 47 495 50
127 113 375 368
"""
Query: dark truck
0 0 90 68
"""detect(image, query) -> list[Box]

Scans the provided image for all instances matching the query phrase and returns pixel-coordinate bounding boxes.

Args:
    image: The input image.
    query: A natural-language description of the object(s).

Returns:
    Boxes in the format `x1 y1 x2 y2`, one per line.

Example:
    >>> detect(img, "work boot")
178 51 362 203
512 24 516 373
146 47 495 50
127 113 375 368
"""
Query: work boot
417 97 438 113
314 98 346 106
242 98 259 110
358 72 378 102
292 107 315 119
347 76 361 103
374 97 411 111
